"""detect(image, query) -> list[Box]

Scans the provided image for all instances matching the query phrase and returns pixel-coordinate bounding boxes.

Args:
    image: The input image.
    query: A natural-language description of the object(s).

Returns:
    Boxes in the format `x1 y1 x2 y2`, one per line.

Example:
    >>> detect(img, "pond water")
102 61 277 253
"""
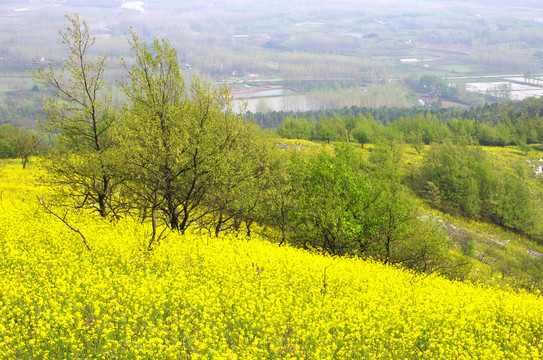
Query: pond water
232 94 321 113
466 81 543 101
231 88 297 99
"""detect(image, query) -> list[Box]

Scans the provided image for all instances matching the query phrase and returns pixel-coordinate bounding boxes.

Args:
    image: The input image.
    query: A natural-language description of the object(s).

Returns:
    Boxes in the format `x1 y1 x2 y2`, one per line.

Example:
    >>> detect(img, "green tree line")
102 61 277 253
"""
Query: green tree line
262 95 543 147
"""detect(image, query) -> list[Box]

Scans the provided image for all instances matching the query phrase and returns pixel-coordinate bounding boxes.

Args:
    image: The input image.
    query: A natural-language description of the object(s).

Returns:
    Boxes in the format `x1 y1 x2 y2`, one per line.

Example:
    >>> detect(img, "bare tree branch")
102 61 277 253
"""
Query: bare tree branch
37 197 92 252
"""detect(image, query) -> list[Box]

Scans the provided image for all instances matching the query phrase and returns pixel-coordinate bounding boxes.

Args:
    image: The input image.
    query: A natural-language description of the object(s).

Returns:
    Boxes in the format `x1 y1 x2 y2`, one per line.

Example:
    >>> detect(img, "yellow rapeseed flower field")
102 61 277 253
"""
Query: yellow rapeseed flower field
1 161 543 359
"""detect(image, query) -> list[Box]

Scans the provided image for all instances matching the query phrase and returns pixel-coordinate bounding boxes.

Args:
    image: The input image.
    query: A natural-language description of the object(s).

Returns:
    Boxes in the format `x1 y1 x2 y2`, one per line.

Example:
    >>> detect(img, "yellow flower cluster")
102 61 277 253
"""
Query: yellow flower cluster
1 162 542 359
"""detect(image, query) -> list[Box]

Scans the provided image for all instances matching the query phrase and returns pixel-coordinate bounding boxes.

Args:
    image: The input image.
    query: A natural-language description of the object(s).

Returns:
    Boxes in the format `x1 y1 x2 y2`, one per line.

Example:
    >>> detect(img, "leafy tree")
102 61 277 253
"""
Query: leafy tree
204 124 279 237
422 142 481 217
424 181 441 207
258 151 301 245
343 115 359 142
115 31 190 246
0 124 15 158
476 123 500 146
8 126 38 169
352 126 371 148
276 117 311 140
368 139 452 271
274 143 450 273
311 117 342 143
390 113 451 145
496 171 532 233
468 147 498 219
407 130 425 155
32 14 118 217
418 74 458 98
287 145 375 256
116 30 266 247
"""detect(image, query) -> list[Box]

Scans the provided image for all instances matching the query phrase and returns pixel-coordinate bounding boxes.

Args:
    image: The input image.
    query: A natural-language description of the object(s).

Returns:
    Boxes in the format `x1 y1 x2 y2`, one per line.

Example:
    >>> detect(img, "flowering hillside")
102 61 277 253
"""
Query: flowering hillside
1 162 542 359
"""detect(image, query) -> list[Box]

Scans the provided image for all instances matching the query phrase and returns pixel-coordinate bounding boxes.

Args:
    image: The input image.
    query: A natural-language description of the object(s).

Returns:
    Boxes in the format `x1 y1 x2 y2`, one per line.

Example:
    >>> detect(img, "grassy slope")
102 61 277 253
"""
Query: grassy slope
388 142 543 291
406 144 543 291
279 139 543 292
1 160 543 359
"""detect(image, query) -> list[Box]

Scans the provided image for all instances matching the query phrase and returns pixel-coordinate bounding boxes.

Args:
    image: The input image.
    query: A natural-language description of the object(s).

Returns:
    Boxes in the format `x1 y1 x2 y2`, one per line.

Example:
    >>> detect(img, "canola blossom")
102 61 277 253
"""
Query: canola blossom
1 162 543 359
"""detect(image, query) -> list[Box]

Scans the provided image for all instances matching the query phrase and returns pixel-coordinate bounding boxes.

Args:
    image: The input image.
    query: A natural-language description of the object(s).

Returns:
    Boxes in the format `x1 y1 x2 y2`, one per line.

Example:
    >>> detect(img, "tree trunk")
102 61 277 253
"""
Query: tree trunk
98 175 110 217
179 206 189 234
215 210 223 237
246 220 252 237
98 193 107 218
